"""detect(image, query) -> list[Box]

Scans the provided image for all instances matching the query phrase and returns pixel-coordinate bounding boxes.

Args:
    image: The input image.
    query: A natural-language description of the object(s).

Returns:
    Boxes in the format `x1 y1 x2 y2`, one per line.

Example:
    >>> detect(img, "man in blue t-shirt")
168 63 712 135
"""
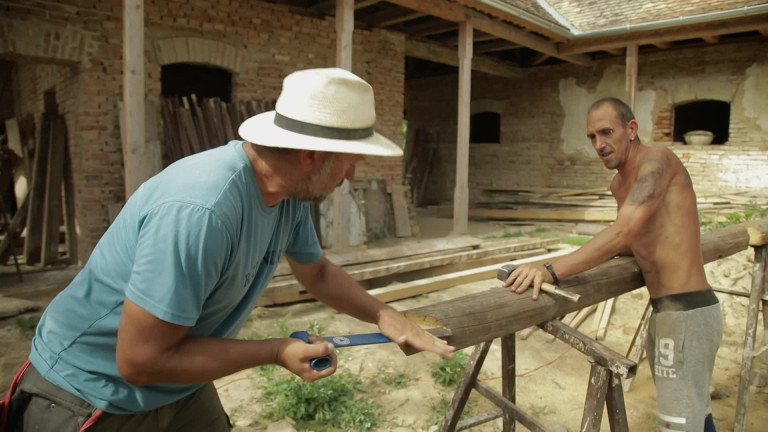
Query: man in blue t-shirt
4 68 455 432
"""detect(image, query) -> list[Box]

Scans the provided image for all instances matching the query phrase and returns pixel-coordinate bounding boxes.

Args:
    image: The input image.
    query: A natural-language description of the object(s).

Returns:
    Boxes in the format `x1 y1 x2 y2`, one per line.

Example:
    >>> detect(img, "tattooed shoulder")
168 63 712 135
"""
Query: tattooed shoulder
628 153 667 205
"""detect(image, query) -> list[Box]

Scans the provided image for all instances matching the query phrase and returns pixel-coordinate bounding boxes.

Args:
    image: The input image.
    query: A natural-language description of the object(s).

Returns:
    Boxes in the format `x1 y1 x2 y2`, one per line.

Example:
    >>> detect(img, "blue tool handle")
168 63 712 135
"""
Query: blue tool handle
289 331 333 371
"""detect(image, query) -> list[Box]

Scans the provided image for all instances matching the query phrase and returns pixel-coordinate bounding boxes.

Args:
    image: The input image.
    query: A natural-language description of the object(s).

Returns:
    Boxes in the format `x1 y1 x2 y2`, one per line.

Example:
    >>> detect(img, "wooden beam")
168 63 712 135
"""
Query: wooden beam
332 0 354 251
558 14 768 55
653 42 671 49
452 19 472 236
407 19 456 37
402 219 768 351
379 11 426 27
385 0 592 66
355 0 380 10
625 44 638 111
702 35 720 43
530 52 550 66
405 39 522 79
122 0 148 198
474 39 520 54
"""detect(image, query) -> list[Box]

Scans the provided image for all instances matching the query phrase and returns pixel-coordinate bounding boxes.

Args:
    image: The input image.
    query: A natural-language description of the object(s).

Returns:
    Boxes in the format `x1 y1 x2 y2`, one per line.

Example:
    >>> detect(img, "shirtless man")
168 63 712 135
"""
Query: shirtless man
503 97 721 431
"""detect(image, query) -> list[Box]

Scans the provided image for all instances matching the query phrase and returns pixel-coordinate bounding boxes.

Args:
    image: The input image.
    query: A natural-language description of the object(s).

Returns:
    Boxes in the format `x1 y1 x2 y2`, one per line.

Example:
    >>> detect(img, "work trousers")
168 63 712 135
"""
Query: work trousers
4 362 231 432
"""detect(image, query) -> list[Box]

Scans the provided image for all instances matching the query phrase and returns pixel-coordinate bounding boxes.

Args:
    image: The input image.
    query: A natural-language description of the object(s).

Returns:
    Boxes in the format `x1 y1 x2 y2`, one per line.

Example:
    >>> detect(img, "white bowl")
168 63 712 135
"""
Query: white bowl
683 130 714 145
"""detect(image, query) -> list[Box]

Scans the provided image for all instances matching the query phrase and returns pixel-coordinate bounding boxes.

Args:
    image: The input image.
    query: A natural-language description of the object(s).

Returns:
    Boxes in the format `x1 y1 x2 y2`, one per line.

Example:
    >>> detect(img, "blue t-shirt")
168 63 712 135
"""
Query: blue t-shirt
29 140 323 413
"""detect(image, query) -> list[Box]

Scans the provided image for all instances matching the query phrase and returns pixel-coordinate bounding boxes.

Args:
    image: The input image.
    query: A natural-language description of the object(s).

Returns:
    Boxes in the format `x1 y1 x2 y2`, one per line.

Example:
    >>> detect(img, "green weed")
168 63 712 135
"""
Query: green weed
380 371 411 389
561 235 591 246
260 372 379 431
16 316 39 334
431 351 468 387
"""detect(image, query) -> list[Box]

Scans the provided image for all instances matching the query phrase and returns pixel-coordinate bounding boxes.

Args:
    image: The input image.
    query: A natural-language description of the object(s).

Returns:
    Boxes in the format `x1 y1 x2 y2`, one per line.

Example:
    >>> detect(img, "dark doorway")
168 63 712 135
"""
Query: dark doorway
470 112 500 144
161 63 232 102
674 100 730 144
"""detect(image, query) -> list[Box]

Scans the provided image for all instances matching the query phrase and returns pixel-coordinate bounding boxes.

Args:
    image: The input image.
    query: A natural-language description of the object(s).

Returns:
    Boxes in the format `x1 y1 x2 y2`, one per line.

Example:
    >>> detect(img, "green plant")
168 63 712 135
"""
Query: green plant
16 316 39 334
306 320 326 336
431 351 468 386
430 398 473 426
561 235 591 246
275 316 291 337
380 371 411 389
260 372 380 431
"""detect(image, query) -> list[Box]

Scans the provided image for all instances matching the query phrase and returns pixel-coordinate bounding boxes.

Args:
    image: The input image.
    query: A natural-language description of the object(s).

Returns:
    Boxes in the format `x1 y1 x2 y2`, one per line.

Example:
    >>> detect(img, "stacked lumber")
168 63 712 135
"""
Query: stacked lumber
0 108 76 267
437 186 768 223
160 96 275 165
258 235 563 306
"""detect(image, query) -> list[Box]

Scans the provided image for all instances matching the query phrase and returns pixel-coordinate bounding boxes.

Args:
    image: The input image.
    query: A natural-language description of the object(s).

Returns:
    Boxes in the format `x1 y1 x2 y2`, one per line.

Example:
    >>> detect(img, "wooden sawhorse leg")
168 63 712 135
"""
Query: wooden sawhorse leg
440 319 637 432
734 244 767 431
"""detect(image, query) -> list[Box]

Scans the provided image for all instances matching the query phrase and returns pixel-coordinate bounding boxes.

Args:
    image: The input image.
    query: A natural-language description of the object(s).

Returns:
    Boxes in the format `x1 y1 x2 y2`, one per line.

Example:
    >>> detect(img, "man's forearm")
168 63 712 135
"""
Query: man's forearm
119 336 286 385
304 260 391 324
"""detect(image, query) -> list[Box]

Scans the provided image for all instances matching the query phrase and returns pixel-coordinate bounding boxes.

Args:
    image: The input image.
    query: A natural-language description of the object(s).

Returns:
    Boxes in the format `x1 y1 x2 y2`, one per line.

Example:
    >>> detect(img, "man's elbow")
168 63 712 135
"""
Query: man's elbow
117 352 157 386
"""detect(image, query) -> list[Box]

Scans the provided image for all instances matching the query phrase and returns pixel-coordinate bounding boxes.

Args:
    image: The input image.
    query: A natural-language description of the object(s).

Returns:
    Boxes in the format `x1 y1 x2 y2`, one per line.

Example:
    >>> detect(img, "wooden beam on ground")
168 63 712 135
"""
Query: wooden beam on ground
261 238 560 305
405 39 522 79
368 248 573 304
437 206 618 222
402 220 768 351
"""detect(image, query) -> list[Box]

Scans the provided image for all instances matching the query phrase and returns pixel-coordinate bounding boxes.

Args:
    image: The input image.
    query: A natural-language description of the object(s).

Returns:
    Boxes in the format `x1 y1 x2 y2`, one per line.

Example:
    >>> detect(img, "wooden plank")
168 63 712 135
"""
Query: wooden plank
260 243 557 306
438 206 618 222
40 116 67 266
473 382 549 432
405 39 522 80
366 248 574 304
24 112 53 265
272 235 484 276
596 297 614 340
4 118 28 204
389 184 412 237
401 220 763 351
581 363 609 431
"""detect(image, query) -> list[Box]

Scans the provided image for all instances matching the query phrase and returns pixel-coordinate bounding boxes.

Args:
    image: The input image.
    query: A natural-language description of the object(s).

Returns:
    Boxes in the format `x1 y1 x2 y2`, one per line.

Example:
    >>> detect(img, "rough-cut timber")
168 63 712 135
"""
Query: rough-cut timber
403 219 768 351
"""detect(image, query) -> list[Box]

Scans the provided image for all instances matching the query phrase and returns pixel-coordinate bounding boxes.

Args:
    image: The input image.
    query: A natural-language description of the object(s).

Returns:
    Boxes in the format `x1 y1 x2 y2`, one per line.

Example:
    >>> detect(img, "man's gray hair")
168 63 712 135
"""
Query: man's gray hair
589 97 636 124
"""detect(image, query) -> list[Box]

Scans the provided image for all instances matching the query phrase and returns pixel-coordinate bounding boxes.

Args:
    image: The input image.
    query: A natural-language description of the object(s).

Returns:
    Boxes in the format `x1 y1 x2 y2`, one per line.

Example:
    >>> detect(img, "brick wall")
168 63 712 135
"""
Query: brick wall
406 40 768 205
3 0 406 261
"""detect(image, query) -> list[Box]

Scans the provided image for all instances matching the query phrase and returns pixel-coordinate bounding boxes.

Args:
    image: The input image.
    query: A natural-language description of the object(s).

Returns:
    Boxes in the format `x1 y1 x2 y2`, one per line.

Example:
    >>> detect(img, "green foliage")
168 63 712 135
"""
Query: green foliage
275 316 291 337
306 320 326 336
261 372 380 431
431 351 468 387
560 235 591 246
699 202 768 232
380 371 411 389
16 316 39 334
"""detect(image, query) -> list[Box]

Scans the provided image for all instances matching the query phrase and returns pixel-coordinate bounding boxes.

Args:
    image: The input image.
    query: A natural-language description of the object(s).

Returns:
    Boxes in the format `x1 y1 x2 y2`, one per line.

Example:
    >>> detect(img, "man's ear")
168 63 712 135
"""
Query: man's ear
627 119 639 140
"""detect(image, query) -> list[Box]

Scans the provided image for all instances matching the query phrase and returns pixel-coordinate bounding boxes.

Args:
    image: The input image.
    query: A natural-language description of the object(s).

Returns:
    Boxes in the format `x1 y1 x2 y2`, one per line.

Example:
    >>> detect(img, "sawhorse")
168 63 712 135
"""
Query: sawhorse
440 318 637 432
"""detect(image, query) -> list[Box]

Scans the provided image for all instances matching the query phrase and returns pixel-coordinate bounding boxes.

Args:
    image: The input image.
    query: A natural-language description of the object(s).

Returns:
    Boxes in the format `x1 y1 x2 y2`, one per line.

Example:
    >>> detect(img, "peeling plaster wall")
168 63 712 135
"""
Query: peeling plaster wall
406 40 768 205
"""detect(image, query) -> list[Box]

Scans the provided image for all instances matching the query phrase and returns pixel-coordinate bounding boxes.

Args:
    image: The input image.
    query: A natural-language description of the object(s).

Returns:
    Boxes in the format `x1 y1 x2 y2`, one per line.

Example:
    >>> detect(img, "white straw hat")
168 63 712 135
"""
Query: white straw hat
238 68 403 157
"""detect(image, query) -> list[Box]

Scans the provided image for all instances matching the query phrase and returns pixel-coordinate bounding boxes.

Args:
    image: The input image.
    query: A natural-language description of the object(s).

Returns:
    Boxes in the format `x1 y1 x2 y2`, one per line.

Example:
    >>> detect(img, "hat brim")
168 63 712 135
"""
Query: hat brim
238 111 403 157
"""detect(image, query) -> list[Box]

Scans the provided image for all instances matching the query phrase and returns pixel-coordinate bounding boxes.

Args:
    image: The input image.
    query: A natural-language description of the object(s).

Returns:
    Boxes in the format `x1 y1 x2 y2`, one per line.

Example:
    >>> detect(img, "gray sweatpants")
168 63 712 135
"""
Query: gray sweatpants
647 300 722 431
6 363 231 432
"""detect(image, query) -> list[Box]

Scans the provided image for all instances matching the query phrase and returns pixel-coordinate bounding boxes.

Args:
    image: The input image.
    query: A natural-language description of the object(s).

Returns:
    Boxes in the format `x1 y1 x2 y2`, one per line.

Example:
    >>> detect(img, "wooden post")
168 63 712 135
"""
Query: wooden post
625 44 638 111
734 244 767 431
331 0 354 250
439 341 491 432
501 333 516 432
123 0 147 198
452 19 472 236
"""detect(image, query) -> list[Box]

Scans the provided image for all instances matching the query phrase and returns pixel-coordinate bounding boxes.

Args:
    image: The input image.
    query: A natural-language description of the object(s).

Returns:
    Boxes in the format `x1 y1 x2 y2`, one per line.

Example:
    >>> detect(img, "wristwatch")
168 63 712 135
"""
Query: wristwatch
543 262 559 284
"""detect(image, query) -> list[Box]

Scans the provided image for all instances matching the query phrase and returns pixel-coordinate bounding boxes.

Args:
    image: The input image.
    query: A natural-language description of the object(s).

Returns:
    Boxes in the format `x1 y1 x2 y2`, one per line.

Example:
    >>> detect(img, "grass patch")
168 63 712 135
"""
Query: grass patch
16 316 39 334
260 370 380 431
379 371 411 389
560 235 591 246
431 350 468 387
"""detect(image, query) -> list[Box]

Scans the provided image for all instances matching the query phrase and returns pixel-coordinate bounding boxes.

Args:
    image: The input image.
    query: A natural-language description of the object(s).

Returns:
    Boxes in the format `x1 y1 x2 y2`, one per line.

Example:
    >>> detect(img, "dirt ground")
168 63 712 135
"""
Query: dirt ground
1 213 767 431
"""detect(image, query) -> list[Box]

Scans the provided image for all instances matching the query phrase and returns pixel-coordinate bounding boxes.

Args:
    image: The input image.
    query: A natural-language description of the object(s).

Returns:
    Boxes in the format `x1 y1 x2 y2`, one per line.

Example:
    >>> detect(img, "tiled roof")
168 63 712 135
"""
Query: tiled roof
543 0 768 32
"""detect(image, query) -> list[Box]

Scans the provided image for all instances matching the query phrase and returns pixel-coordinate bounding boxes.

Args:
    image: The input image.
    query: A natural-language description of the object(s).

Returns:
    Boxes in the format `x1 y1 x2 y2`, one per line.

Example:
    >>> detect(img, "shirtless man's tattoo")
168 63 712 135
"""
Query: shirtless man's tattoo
629 155 666 205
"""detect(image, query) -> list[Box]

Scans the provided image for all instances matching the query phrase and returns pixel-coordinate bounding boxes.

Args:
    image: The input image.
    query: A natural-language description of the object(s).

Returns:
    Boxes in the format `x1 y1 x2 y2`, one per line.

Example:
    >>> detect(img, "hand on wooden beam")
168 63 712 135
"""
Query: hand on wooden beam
499 262 556 300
